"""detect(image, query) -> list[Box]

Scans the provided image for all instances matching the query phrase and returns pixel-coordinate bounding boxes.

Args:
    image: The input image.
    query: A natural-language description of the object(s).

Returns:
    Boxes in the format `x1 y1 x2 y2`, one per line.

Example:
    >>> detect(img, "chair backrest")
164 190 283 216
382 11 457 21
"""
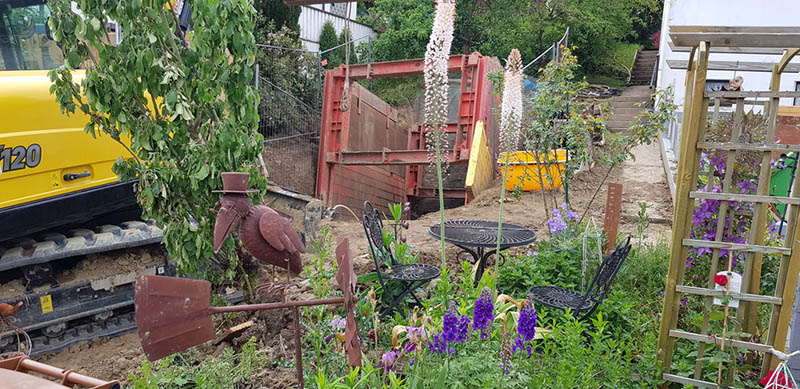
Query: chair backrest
362 201 396 269
582 236 632 305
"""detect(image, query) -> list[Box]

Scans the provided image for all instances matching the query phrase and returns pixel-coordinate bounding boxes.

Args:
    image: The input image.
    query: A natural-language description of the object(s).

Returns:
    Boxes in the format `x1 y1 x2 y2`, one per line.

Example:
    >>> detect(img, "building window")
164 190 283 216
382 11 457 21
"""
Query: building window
795 82 799 106
705 79 729 92
330 3 348 17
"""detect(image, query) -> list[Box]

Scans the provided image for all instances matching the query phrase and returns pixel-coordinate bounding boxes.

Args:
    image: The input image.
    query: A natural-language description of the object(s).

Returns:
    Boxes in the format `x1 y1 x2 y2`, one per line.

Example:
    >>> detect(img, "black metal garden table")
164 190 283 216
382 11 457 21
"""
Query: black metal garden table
429 220 537 285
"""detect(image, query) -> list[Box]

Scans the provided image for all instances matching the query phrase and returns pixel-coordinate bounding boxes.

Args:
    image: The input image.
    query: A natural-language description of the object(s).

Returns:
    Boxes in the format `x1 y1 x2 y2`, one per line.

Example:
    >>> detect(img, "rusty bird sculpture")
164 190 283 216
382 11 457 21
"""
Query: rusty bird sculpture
212 172 304 273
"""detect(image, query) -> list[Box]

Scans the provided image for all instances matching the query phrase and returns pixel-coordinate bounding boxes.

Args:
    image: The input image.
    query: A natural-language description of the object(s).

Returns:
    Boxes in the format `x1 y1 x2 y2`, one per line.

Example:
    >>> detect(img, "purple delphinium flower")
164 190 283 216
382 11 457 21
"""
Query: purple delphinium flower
428 303 470 355
511 299 537 356
378 349 399 372
428 333 448 354
498 334 512 374
473 288 494 339
442 303 469 344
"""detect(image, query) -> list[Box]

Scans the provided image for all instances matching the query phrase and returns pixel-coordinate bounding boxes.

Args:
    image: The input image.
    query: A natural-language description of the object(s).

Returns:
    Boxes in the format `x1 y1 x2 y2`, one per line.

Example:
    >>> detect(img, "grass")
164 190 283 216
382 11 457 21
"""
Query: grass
585 41 642 89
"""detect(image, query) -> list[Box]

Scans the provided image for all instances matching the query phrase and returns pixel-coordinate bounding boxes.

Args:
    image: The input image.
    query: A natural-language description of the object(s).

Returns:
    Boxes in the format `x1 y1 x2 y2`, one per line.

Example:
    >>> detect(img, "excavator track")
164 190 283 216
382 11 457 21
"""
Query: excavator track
0 222 171 357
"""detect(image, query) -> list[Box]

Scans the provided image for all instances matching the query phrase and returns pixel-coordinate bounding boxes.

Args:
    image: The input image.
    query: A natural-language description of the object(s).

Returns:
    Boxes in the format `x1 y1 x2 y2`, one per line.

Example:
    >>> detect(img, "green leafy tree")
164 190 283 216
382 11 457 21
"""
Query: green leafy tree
338 27 359 65
255 0 300 32
363 0 661 74
48 0 265 280
319 20 341 68
256 20 318 106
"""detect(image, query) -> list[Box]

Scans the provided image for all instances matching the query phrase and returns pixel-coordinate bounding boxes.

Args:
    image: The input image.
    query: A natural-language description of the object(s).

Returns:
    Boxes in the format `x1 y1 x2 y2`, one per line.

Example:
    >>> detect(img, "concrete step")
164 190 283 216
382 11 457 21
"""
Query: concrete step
611 107 645 115
611 94 651 103
637 50 659 57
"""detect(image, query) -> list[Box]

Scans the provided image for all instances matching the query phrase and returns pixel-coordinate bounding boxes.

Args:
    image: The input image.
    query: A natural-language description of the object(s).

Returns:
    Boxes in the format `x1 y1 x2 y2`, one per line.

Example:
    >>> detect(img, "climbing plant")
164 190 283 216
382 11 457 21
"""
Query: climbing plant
48 0 264 281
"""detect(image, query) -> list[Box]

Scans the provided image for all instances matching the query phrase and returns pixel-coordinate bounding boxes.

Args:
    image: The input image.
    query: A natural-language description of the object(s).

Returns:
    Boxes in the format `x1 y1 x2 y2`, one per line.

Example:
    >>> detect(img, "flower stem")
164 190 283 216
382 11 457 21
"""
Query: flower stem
497 146 512 255
435 127 447 271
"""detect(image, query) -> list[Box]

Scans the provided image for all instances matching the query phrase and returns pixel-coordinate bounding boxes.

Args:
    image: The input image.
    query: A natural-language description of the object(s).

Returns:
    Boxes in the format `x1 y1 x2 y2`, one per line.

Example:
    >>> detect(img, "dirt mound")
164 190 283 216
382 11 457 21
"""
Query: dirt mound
39 332 145 384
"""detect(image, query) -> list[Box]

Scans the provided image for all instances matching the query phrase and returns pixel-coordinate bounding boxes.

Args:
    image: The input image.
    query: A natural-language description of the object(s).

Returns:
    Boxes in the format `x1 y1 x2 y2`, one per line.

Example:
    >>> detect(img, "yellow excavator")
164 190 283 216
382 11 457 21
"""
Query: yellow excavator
0 0 196 356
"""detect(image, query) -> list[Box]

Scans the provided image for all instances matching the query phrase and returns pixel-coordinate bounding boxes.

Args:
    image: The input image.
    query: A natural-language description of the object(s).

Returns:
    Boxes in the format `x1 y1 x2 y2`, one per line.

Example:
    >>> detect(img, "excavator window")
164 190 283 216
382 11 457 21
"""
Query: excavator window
0 0 63 70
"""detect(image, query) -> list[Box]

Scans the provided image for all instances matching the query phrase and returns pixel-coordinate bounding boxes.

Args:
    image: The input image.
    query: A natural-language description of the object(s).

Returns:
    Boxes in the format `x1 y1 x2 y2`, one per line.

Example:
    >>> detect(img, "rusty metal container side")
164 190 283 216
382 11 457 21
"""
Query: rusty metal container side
316 53 502 214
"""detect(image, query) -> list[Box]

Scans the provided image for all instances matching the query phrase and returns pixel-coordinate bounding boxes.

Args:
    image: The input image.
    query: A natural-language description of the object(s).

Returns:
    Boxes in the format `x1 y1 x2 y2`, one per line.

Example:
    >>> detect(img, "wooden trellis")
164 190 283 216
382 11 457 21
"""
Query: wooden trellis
658 26 800 387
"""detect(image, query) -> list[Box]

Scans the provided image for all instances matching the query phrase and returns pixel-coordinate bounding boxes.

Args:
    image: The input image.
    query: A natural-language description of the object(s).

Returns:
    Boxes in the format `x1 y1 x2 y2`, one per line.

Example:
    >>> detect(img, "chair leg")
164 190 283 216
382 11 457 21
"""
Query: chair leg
380 281 425 318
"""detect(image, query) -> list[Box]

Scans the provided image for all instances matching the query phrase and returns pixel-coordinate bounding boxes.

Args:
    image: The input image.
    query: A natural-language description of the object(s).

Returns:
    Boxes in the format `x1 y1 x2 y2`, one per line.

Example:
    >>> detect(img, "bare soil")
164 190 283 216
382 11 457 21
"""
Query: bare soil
328 141 674 274
30 141 674 385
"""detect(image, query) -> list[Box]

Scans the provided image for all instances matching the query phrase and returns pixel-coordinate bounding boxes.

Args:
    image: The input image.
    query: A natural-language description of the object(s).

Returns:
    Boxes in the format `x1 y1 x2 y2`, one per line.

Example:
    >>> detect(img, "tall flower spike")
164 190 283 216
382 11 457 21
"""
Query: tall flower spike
423 0 456 168
424 0 456 270
499 49 523 152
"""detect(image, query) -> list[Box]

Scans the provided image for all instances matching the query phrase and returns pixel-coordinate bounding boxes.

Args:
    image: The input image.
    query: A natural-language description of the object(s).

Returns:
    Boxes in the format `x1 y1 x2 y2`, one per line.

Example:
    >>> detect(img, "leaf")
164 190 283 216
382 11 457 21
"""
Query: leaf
195 165 210 180
708 310 726 321
434 361 448 389
90 17 101 32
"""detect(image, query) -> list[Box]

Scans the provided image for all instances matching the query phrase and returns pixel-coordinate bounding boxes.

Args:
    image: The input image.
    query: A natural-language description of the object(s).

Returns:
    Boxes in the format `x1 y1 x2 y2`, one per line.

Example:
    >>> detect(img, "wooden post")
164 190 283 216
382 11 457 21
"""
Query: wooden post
657 41 709 374
603 183 622 253
764 48 800 373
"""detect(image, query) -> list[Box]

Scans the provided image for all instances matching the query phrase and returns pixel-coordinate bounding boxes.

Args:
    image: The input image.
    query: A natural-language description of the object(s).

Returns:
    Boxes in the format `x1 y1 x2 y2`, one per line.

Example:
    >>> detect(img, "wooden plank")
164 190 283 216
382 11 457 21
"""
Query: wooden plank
696 142 800 152
663 373 725 388
705 91 800 98
670 329 774 353
669 28 800 48
465 121 493 202
603 183 623 253
689 191 800 205
675 285 783 304
668 41 786 55
667 60 800 73
682 239 791 255
658 42 709 374
669 26 800 34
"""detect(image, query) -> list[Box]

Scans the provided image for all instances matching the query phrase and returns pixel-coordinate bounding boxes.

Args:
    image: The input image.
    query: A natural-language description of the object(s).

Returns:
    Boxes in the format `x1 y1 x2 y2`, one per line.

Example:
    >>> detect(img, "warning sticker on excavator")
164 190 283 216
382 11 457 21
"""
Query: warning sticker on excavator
40 295 53 314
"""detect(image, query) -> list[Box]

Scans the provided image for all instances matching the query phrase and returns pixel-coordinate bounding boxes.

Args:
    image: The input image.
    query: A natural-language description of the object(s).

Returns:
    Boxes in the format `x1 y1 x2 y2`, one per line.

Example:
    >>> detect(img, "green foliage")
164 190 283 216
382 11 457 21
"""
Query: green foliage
320 21 341 68
362 0 662 74
524 47 597 207
254 0 300 32
129 337 267 388
256 20 319 107
339 27 359 65
48 0 264 280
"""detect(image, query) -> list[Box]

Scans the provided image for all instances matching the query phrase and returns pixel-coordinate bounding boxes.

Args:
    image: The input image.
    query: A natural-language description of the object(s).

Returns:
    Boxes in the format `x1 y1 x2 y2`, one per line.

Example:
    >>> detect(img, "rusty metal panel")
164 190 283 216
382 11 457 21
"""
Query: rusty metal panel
604 183 623 253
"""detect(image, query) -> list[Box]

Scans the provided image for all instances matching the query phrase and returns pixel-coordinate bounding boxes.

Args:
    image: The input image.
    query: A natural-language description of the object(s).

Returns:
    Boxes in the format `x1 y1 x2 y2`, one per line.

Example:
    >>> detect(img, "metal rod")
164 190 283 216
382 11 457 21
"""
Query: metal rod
293 306 303 387
319 33 373 55
209 297 345 314
256 43 316 53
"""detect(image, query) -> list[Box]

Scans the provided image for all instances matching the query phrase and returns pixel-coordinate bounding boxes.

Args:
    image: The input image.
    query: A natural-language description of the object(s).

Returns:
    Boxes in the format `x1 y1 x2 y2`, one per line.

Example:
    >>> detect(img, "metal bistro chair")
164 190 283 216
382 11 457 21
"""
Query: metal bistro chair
528 236 632 321
362 201 440 317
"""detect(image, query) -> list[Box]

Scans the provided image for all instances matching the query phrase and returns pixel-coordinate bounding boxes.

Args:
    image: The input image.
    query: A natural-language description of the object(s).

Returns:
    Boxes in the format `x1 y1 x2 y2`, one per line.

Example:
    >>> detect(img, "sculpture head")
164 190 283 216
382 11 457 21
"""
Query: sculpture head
212 172 258 253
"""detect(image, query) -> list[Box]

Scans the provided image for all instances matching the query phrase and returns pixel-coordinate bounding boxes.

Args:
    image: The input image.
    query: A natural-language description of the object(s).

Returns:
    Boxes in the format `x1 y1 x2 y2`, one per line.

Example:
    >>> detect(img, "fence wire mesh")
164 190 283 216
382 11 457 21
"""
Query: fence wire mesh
257 76 320 195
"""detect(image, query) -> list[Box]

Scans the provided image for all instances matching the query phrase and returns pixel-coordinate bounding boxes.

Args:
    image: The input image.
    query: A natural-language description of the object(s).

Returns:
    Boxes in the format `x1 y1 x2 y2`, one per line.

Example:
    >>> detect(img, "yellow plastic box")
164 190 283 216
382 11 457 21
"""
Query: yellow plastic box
497 150 567 191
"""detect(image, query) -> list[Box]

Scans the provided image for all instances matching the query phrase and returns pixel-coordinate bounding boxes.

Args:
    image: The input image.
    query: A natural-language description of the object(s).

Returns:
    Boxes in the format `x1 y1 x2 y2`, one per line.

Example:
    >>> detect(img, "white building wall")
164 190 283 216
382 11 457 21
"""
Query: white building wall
656 0 800 166
298 4 375 53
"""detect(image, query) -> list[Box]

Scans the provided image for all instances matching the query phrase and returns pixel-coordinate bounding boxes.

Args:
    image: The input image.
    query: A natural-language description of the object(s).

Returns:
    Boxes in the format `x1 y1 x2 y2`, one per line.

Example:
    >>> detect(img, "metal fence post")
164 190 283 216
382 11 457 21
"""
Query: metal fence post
254 62 259 110
317 51 324 110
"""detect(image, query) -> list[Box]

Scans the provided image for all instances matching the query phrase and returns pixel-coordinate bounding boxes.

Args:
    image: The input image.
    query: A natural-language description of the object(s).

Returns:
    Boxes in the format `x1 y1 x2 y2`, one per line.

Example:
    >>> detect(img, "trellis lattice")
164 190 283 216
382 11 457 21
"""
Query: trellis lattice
658 27 800 387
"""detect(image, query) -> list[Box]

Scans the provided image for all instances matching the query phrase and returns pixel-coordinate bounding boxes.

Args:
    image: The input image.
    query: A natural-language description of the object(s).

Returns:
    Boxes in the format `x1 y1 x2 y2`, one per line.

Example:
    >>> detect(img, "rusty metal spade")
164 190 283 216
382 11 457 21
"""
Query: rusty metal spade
134 237 361 386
